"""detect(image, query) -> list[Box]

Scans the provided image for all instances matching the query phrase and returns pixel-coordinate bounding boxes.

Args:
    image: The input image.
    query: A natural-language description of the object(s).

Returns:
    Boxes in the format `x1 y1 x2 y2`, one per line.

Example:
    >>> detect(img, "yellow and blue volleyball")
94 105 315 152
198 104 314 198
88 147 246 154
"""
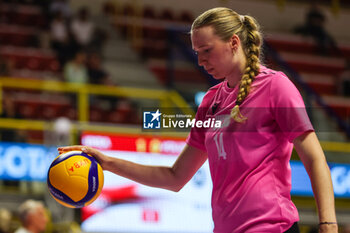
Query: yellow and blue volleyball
47 150 104 208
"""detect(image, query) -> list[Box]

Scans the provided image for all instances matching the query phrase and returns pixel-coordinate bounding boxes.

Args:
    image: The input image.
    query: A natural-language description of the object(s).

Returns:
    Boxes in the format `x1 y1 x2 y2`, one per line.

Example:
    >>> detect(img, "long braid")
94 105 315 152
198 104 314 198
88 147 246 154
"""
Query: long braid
231 15 262 122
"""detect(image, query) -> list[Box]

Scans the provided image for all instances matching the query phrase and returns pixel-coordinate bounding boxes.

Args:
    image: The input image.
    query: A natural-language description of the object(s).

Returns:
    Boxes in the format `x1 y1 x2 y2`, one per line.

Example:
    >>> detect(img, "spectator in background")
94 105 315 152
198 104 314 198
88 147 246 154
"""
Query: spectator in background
15 200 48 233
50 10 72 66
70 7 95 52
294 4 339 55
90 1 118 52
87 53 114 85
0 208 12 233
63 51 89 84
87 52 116 112
49 0 72 20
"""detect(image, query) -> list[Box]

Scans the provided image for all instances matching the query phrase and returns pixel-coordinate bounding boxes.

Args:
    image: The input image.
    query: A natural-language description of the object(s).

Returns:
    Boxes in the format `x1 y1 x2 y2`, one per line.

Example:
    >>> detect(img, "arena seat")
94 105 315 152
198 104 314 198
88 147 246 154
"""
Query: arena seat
17 101 39 119
14 92 72 120
300 73 337 95
0 46 59 72
142 6 156 19
159 8 175 21
178 11 194 23
58 106 77 121
265 32 350 58
9 69 61 80
0 3 45 28
89 107 108 122
0 24 38 47
113 4 191 59
265 33 317 55
147 60 206 85
26 130 44 144
322 95 350 120
39 104 61 120
279 52 345 75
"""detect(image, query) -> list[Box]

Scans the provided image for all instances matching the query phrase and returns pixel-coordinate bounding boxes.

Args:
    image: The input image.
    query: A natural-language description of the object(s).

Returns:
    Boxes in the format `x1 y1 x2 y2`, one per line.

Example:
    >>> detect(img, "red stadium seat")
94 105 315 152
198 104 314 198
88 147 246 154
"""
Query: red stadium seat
299 73 337 95
17 102 38 119
26 130 44 143
122 4 136 17
48 59 60 72
178 11 194 23
142 6 156 19
279 52 345 75
89 107 108 122
159 8 174 21
148 60 206 85
322 95 350 120
58 106 77 120
26 57 40 70
0 46 59 72
40 104 61 120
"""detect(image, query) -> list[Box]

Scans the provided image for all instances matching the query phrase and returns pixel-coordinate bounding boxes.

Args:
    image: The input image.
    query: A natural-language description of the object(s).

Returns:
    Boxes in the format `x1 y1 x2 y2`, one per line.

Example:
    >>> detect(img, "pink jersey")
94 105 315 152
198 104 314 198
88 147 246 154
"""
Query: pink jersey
186 66 314 233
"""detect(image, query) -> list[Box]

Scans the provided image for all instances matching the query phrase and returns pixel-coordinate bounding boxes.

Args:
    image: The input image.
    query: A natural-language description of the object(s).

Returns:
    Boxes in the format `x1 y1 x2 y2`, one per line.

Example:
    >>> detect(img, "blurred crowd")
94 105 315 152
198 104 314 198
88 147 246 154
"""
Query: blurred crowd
48 0 114 85
0 199 80 233
0 0 140 144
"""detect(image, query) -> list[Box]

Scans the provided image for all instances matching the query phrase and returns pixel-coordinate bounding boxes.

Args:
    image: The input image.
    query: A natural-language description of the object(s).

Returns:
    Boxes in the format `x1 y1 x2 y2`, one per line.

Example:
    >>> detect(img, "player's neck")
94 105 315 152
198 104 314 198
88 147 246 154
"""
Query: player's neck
226 48 246 88
226 66 244 88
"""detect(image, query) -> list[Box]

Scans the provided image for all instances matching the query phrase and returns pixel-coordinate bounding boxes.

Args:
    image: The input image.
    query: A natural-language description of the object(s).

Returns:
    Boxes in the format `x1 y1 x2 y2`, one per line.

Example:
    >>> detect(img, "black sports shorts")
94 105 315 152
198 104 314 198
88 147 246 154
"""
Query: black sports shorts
284 222 300 233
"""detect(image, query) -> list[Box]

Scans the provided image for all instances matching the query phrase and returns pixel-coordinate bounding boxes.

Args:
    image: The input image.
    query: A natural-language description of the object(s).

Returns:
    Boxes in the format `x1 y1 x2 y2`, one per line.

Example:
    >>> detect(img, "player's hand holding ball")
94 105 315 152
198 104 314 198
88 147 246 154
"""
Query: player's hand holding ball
58 146 110 170
47 146 107 208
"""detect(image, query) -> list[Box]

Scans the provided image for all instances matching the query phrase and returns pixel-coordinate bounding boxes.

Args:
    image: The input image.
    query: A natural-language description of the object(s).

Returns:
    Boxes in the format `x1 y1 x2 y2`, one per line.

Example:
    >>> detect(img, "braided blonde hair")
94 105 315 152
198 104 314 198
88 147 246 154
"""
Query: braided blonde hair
191 7 262 122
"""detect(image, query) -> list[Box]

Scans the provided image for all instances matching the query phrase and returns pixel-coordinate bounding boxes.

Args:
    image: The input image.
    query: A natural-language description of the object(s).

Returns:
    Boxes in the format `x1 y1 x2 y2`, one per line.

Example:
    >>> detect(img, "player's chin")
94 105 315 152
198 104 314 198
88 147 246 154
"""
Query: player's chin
211 73 224 80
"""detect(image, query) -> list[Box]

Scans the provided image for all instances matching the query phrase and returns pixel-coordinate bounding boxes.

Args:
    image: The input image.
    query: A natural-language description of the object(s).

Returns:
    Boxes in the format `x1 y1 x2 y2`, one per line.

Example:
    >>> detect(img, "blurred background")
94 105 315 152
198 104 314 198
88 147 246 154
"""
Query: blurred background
0 0 350 232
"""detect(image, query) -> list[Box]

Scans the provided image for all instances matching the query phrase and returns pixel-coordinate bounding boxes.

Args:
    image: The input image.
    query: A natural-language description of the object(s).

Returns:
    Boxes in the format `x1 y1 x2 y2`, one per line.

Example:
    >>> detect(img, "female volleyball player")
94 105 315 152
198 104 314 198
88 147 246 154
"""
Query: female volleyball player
59 7 337 233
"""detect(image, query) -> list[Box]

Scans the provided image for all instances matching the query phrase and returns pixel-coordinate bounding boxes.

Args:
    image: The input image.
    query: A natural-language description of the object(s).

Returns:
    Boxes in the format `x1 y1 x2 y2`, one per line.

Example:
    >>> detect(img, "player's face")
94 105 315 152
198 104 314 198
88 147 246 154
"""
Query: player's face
28 206 48 232
191 26 236 80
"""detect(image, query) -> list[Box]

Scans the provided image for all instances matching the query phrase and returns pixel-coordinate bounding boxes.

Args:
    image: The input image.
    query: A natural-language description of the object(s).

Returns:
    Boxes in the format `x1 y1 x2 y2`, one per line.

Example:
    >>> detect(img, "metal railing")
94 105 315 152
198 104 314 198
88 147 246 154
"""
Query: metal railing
0 77 193 141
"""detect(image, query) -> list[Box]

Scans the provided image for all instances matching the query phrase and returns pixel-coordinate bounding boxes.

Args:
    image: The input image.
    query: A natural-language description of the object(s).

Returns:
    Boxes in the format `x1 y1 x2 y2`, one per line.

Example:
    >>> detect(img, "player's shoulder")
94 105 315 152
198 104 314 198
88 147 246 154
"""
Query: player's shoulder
256 65 291 87
258 66 301 98
195 82 223 109
258 65 287 79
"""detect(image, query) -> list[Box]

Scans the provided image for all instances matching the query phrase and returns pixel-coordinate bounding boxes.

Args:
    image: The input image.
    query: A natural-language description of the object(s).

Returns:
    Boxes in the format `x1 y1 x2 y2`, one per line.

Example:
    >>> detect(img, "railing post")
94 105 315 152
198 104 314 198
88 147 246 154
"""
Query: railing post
0 83 2 115
78 88 89 122
166 29 175 88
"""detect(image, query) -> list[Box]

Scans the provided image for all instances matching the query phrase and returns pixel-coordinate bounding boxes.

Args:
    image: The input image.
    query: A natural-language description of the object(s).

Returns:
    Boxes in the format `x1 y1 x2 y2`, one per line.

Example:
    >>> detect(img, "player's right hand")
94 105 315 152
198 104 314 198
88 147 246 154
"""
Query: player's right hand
57 146 110 170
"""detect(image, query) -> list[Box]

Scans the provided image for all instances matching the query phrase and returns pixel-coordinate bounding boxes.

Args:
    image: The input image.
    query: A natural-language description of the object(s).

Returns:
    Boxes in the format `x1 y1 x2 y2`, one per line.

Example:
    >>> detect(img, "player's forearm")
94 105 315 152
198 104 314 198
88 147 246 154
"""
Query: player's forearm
104 156 182 192
305 158 337 222
294 132 337 231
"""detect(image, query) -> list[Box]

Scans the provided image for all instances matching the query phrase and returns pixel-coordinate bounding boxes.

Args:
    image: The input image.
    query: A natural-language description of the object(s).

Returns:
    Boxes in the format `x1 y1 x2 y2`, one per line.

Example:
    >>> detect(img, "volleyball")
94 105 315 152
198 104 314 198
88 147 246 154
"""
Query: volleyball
47 150 104 208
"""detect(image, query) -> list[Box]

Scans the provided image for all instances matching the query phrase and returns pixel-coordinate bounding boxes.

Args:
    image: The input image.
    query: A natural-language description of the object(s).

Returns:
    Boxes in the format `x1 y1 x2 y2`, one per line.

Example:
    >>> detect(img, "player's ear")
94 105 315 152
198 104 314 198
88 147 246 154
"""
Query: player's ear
229 34 240 52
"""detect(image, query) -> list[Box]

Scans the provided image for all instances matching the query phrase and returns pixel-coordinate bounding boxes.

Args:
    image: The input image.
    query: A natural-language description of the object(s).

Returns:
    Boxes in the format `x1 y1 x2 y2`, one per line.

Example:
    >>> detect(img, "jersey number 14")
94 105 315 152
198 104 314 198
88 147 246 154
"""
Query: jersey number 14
214 133 227 160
